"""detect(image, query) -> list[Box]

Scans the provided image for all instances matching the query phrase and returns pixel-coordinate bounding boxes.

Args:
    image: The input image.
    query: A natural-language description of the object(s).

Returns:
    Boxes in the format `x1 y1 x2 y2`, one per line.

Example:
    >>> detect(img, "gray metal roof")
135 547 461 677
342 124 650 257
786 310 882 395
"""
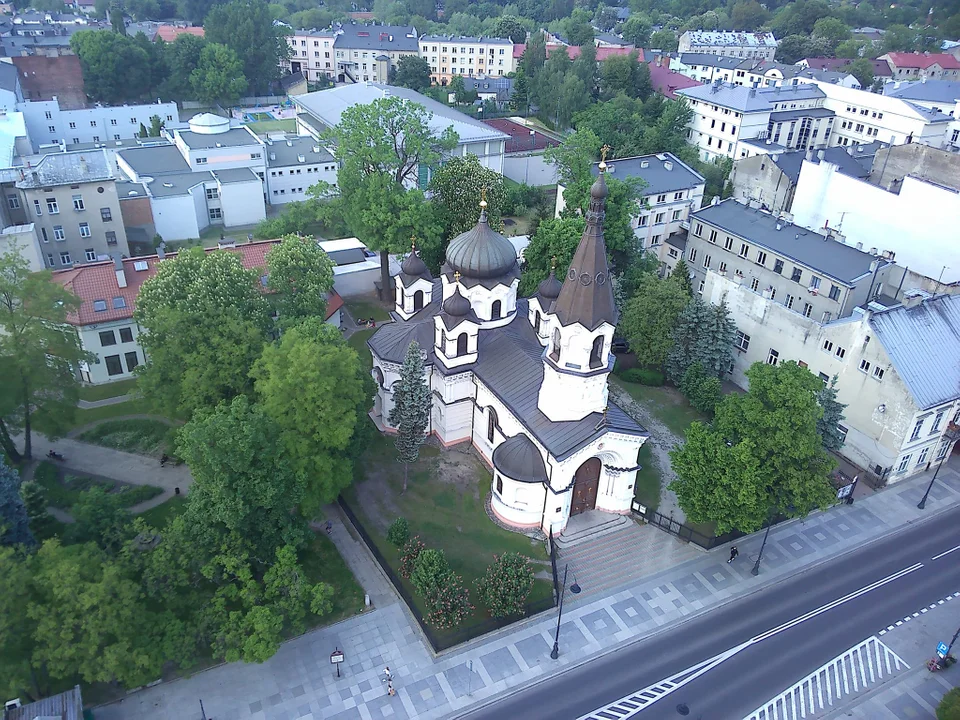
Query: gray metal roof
682 31 778 48
6 685 83 720
903 101 954 122
213 167 261 184
870 294 960 410
335 24 419 53
16 148 113 188
692 199 886 284
665 231 688 250
118 144 189 176
769 107 835 122
883 79 960 104
368 293 646 460
678 53 749 70
145 170 211 197
177 127 261 150
769 148 869 185
116 180 148 198
265 135 335 167
493 433 549 483
0 61 19 94
678 81 825 113
592 152 705 196
445 209 518 280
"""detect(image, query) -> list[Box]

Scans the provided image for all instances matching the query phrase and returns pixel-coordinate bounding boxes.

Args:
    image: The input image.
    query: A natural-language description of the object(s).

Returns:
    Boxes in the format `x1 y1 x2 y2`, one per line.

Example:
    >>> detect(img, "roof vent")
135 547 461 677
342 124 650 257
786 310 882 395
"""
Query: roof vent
218 240 236 249
663 161 673 170
640 160 649 168
286 139 293 147
215 142 222 148
298 154 305 162
162 182 173 187
312 145 320 153
269 152 276 161
127 190 138 196
133 260 149 271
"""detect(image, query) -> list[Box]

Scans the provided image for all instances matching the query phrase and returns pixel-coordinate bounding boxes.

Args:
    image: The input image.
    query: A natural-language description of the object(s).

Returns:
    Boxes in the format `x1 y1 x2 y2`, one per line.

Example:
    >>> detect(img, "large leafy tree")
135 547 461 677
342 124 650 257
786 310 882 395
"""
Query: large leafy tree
518 216 585 296
392 55 433 92
313 96 458 292
428 154 506 252
493 15 528 44
0 249 88 461
251 319 374 514
70 30 151 104
190 42 248 106
621 15 652 46
389 341 431 494
670 361 836 533
600 52 652 101
134 247 271 417
619 275 690 369
0 458 33 547
265 234 334 328
160 33 207 100
0 544 34 699
204 0 290 94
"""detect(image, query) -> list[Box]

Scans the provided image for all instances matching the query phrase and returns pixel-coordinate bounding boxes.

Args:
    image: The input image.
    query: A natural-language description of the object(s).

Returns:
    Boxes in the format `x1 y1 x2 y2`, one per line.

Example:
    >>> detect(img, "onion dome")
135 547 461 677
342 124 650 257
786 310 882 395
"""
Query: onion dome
492 434 548 484
444 201 517 280
538 269 562 301
591 161 609 200
401 248 430 279
442 285 472 317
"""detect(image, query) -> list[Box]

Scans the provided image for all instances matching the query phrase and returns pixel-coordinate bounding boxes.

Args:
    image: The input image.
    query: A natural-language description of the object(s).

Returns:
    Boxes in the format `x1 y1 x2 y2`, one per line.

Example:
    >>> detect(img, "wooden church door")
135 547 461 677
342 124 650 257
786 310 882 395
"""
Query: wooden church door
570 458 601 516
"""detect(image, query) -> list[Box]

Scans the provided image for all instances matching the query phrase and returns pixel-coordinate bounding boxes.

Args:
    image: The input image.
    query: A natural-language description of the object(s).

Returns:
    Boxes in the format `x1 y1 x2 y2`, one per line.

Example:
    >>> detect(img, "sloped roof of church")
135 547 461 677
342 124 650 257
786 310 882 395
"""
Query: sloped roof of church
552 171 618 331
368 291 646 460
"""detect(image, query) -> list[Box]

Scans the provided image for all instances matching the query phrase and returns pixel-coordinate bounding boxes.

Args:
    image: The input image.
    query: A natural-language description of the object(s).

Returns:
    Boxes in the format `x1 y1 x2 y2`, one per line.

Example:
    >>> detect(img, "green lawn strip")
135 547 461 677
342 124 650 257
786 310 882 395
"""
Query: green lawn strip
344 297 392 323
33 460 163 510
78 418 172 457
77 378 138 402
611 377 708 438
247 118 296 134
632 443 662 513
301 533 367 623
137 495 187 528
347 328 376 370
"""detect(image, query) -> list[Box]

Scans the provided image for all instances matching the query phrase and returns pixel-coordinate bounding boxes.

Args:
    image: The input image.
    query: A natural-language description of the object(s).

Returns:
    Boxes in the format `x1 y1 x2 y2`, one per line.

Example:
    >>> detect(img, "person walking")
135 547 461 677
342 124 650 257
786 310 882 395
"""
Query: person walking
383 666 392 683
728 546 739 563
387 681 396 697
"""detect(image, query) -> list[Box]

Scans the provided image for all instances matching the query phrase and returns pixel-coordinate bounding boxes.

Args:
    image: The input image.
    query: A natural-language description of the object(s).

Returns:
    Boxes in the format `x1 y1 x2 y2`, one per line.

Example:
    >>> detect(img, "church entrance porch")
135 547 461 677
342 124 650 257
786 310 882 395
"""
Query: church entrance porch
570 457 601 516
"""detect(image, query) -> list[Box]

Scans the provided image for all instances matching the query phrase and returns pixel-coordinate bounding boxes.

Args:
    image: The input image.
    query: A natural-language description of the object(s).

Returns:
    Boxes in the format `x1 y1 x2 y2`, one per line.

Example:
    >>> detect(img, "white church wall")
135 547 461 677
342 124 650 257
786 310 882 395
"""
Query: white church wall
430 371 474 444
441 276 519 328
491 473 546 528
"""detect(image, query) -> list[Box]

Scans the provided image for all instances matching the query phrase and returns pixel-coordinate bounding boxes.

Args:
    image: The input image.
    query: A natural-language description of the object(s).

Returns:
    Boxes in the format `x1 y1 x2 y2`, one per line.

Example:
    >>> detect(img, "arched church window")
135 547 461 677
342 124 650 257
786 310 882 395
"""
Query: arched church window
373 367 384 387
487 407 498 443
413 290 424 311
589 335 605 369
496 474 503 495
534 311 542 334
456 333 468 356
491 300 502 320
550 328 561 362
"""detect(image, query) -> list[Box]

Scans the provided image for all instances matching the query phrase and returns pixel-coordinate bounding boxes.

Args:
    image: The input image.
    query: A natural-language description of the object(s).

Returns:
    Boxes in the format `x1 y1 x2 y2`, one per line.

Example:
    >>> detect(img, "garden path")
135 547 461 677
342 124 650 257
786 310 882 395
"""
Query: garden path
608 383 687 523
65 413 180 440
77 394 137 410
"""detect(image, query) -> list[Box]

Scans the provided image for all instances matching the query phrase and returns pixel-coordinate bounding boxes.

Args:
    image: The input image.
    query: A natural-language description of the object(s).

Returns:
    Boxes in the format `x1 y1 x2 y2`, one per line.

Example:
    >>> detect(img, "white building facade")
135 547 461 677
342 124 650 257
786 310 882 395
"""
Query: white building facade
677 31 778 60
265 135 338 205
418 35 515 86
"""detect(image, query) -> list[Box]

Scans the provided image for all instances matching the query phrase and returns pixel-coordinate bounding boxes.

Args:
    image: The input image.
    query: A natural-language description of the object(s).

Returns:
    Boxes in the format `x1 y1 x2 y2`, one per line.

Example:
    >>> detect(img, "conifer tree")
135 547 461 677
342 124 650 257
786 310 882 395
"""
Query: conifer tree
389 342 431 493
19 481 56 541
669 258 693 296
817 375 847 451
0 458 33 547
665 297 710 385
701 299 737 378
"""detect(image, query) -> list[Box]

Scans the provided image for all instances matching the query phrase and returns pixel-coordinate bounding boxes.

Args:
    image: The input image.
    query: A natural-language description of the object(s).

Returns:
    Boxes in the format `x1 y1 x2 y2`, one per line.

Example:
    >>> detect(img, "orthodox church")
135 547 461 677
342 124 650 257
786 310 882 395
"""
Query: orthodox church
367 163 648 534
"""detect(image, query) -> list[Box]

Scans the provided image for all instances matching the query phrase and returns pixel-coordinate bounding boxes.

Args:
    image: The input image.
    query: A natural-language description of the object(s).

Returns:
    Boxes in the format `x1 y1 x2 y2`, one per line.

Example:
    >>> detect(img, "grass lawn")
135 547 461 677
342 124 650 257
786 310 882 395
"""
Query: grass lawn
78 378 138 402
301 534 367 623
34 461 163 509
503 213 533 237
343 432 552 643
611 377 709 438
632 443 662 513
344 296 392 323
138 495 187 527
71 398 162 429
347 328 376 370
247 118 296 134
78 418 173 457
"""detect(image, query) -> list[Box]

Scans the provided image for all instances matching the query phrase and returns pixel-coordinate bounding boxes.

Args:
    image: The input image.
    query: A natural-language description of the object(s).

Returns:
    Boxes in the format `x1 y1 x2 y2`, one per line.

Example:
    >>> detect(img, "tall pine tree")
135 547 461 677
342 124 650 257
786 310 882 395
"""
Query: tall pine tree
665 297 710 385
19 481 56 541
701 299 737 378
816 375 847 451
665 297 736 385
0 457 33 547
670 258 693 297
389 342 431 494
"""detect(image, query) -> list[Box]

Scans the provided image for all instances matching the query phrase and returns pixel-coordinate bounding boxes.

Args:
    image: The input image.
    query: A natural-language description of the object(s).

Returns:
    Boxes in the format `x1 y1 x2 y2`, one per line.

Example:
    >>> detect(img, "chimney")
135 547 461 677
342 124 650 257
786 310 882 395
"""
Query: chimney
312 145 320 153
711 195 720 206
218 239 236 249
286 139 293 147
297 154 305 163
902 288 929 308
113 256 127 288
663 160 673 171
816 149 825 161
805 148 814 162
156 241 166 259
269 152 276 161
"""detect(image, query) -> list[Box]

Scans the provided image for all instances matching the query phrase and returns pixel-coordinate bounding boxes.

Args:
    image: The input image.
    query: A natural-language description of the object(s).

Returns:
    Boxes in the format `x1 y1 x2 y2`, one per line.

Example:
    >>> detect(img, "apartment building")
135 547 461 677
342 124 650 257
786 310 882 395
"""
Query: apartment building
9 148 128 269
677 31 778 60
284 29 337 83
882 79 960 115
684 199 895 323
265 135 338 204
704 275 960 485
879 52 960 81
672 54 857 89
418 35 515 86
333 24 419 84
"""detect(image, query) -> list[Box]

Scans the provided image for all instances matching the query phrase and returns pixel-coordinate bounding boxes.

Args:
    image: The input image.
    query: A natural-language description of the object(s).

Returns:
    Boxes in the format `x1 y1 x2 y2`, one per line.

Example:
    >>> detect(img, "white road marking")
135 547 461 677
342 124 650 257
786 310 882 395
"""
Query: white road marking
932 544 960 560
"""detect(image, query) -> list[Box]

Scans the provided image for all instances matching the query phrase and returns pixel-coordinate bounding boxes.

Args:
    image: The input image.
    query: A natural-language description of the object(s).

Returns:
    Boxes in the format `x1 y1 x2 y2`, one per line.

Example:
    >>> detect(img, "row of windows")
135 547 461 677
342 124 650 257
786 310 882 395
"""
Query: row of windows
897 438 953 474
844 105 884 120
99 326 134 345
270 166 335 177
289 38 332 48
707 118 738 135
909 409 953 442
37 222 108 242
424 45 508 54
105 351 139 377
636 209 683 227
24 196 113 221
42 114 174 128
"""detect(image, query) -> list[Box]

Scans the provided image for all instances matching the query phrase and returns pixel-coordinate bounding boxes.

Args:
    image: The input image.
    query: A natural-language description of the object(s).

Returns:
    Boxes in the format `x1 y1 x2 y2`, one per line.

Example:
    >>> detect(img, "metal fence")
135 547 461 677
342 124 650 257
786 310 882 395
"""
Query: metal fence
337 497 556 653
548 529 560 603
636 508 738 549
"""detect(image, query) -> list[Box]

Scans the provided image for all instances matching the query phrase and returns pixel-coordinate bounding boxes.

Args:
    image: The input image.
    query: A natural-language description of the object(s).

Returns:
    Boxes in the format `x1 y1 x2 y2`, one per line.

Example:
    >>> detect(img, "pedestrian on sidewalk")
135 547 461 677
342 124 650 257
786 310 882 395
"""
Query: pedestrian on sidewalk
387 681 396 697
728 546 739 563
383 666 392 683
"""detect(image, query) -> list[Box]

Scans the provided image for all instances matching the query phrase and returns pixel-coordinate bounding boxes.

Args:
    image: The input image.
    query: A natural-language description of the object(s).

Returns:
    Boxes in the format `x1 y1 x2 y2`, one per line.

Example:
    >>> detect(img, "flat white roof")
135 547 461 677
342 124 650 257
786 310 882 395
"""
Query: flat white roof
319 237 366 252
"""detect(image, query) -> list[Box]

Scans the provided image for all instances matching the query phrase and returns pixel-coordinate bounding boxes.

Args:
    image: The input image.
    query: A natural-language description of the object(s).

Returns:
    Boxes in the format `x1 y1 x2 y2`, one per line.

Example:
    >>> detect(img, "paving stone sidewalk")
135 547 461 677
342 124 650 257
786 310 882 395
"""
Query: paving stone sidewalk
95 460 960 720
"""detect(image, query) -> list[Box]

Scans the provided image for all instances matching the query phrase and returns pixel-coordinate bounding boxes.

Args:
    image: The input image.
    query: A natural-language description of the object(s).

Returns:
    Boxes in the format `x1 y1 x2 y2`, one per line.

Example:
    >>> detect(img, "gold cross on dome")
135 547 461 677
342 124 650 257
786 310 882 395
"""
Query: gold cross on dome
454 271 461 283
480 186 487 203
600 145 611 162
410 235 417 251
550 255 557 270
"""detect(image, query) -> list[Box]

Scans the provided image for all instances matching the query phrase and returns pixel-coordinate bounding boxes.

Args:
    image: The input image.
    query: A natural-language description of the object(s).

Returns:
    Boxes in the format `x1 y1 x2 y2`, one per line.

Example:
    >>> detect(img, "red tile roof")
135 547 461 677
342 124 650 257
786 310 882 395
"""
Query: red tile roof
52 240 343 326
154 25 205 43
482 118 560 153
883 52 960 70
512 43 643 63
646 61 703 99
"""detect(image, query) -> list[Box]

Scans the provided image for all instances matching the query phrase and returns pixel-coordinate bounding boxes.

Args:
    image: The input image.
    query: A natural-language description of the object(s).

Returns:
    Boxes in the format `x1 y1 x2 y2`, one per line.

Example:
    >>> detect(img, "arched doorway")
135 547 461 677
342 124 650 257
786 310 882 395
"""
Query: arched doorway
570 458 601 516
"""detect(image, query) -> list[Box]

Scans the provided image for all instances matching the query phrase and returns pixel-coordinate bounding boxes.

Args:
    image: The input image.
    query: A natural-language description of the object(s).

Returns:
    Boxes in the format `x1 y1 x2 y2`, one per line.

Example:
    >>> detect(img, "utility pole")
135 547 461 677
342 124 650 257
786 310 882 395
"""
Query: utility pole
751 521 772 576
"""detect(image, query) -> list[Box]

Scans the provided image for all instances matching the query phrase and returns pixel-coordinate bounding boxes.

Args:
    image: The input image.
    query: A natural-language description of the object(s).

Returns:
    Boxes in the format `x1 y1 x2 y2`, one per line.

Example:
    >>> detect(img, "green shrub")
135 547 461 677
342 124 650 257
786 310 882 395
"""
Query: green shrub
425 573 473 629
679 362 707 397
411 548 451 599
20 481 57 540
386 517 410 547
476 552 535 618
114 484 164 507
622 368 665 386
938 687 960 720
690 376 723 415
398 536 425 579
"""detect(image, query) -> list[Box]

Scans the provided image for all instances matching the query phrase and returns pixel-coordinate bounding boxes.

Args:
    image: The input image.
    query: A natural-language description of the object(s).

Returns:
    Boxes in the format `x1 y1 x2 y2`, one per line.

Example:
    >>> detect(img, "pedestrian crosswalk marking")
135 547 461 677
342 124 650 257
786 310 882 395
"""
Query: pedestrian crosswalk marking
742 636 907 720
879 590 960 636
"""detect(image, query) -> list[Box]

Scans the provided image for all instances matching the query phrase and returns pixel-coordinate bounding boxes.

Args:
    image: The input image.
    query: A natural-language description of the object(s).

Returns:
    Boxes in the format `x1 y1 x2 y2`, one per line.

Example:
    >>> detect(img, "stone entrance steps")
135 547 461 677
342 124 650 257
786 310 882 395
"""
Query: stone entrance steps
556 512 629 549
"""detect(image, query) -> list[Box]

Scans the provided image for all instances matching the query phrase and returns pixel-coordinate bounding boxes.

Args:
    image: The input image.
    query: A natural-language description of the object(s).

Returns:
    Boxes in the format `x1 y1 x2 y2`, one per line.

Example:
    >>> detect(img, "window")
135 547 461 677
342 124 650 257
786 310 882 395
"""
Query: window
205 188 219 200
719 261 727 273
637 216 648 227
791 267 802 283
698 281 705 294
859 359 871 373
724 236 734 251
106 231 117 246
93 299 106 311
897 454 912 473
6 194 19 209
47 125 55 133
803 302 812 318
99 330 116 346
828 285 840 301
750 278 760 292
837 424 848 445
822 340 834 353
708 229 718 243
656 194 666 203
119 327 133 343
496 475 503 495
46 253 54 267
589 335 604 369
79 222 90 237
770 288 777 301
92 136 99 142
491 300 501 320
835 346 846 359
105 354 124 377
688 248 697 263
251 153 261 160
910 418 923 441
196 157 207 165
785 294 795 309
695 223 703 236
90 121 97 127
755 251 767 266
46 198 59 214
41 228 48 243
84 248 96 262
672 209 682 221
655 212 665 224
873 366 884 381
767 348 779 366
917 447 930 466
550 328 561 362
72 194 84 211
810 276 821 290
703 255 711 269
674 191 684 200
53 225 65 241
124 352 139 372
209 208 222 220
932 411 945 433
59 251 71 265
735 330 750 351
938 439 951 460
33 200 42 216
44 111 52 120
457 333 468 357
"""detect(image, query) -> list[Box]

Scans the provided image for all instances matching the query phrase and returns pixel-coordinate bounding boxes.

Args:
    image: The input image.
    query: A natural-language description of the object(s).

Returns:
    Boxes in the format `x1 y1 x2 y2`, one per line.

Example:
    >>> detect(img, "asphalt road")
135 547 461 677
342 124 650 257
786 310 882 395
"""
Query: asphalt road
458 505 960 720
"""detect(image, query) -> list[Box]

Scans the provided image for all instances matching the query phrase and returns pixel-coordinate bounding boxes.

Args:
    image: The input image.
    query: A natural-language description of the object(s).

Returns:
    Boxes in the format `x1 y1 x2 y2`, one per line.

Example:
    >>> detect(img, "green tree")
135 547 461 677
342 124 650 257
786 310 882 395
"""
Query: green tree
70 30 149 104
0 458 33 547
938 687 960 720
650 29 678 53
574 95 646 157
619 275 690 368
177 395 307 557
566 21 594 47
429 153 506 239
160 33 207 100
388 341 431 494
518 216 585 296
411 547 471 629
204 0 291 94
251 319 373 514
448 74 466 104
66 487 132 555
253 200 320 239
665 296 736 385
0 249 87 461
834 38 870 59
392 54 433 92
880 24 917 53
19 481 56 541
846 58 875 90
774 35 810 65
730 0 769 31
264 234 334 327
670 361 836 533
387 517 409 547
132 31 168 97
816 375 847 451
680 362 722 414
621 15 652 46
475 552 534 618
811 17 851 52
133 246 271 417
313 96 457 292
0 544 34 699
493 14 528 44
670 258 693 296
190 42 248 106
600 51 651 100
110 6 126 33
521 31 547 77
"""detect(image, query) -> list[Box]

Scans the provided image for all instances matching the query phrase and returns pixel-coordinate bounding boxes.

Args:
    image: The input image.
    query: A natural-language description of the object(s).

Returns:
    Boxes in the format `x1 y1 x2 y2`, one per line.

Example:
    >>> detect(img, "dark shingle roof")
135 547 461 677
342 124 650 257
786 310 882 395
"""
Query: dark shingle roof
591 152 705 196
769 147 870 185
492 433 549 483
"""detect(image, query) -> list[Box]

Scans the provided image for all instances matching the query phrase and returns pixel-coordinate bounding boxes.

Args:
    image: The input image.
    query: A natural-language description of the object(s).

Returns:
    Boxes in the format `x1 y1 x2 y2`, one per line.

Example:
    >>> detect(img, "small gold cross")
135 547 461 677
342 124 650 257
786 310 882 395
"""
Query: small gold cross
410 235 417 251
600 145 611 162
551 256 557 270
454 271 461 283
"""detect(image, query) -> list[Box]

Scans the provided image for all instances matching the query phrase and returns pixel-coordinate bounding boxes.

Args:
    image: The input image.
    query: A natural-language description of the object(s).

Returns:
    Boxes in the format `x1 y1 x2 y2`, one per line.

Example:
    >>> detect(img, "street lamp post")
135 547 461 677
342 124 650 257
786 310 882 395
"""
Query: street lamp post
751 522 772 576
918 423 960 509
550 564 579 659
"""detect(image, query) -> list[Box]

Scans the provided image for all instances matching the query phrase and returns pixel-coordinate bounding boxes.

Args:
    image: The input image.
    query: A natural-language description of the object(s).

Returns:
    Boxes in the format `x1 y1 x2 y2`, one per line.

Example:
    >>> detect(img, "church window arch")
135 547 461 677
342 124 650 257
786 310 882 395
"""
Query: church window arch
589 335 605 369
491 299 502 320
456 333 468 356
487 407 498 443
534 310 542 334
550 328 561 362
413 289 424 311
496 474 503 495
373 367 384 387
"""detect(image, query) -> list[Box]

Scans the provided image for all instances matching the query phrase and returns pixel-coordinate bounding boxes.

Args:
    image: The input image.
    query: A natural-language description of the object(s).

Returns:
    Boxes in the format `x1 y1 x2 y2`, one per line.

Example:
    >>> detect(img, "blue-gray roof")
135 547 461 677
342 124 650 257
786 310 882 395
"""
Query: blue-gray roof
590 153 705 196
870 294 960 410
770 148 870 185
7 685 83 720
692 199 886 285
336 24 419 52
678 53 748 70
769 107 835 122
883 79 960 104
677 81 826 113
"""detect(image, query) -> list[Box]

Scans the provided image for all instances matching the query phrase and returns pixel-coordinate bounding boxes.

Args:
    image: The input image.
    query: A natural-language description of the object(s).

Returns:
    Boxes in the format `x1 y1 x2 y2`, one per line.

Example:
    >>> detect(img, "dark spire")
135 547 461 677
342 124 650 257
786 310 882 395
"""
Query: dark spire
551 153 618 331
400 236 431 280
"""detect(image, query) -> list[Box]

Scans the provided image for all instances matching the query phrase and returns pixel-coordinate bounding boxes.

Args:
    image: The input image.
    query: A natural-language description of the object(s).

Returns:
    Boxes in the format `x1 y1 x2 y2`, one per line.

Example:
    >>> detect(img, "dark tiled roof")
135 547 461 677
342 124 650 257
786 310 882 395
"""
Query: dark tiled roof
769 148 870 185
482 118 560 154
591 152 704 196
